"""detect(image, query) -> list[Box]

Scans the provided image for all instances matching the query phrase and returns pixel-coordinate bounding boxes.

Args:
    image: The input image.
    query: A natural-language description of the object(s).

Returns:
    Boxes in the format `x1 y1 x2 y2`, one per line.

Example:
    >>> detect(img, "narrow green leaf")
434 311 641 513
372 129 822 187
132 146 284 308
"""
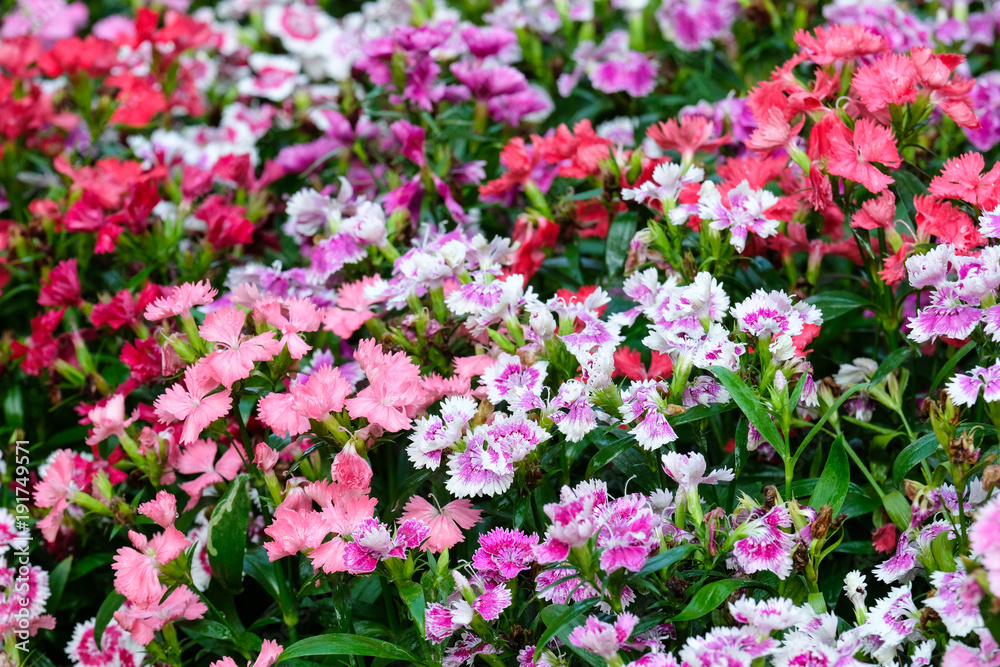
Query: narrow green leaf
711 366 787 460
892 434 939 485
930 341 976 395
587 440 633 477
671 579 750 622
870 347 912 386
398 581 426 636
277 634 424 664
810 435 849 516
93 592 127 646
883 490 912 530
207 473 250 594
47 556 72 610
804 291 869 320
534 599 598 662
605 212 638 278
639 545 697 575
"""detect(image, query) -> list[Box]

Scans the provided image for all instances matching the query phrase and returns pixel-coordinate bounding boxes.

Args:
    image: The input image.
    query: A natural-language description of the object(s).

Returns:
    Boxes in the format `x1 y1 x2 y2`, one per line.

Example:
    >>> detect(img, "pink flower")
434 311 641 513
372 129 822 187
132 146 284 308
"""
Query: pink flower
345 340 427 432
144 280 218 321
852 53 919 112
472 528 537 579
322 277 379 338
33 449 82 542
112 526 190 608
925 565 984 636
661 452 734 497
258 366 352 438
137 491 179 529
254 297 323 360
113 587 207 645
907 287 983 344
535 481 608 563
263 506 328 561
209 640 284 667
852 191 897 230
201 306 283 387
176 439 244 509
85 394 136 447
596 494 659 573
568 613 638 661
481 353 548 411
154 364 233 445
826 118 901 193
401 495 482 553
970 496 1000 596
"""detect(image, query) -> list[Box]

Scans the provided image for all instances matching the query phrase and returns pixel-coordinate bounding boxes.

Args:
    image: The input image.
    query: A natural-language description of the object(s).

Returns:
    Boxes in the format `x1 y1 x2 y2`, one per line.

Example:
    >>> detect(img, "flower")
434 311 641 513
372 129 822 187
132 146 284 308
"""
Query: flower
697 180 780 252
472 528 538 580
65 618 146 667
144 281 217 321
568 613 639 661
154 364 233 445
345 340 426 432
924 566 985 637
39 258 81 307
732 504 794 579
201 306 282 387
481 353 548 411
401 496 482 553
826 118 901 193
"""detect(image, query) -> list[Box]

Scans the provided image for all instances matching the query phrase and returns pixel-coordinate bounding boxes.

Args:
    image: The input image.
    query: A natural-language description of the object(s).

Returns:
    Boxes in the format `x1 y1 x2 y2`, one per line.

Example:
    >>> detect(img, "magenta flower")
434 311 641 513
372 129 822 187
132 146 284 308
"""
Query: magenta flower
343 518 430 573
732 504 794 579
698 180 780 253
596 494 659 573
536 481 608 563
925 566 985 637
481 353 548 411
472 528 538 580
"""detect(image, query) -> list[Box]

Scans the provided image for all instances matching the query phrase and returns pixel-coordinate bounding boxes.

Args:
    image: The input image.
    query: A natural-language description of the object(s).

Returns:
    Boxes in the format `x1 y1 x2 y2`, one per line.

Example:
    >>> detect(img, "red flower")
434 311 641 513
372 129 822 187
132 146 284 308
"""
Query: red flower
195 195 255 249
646 116 729 163
506 215 558 281
11 309 65 376
913 195 983 252
910 47 979 129
92 283 162 331
871 522 898 554
928 152 1000 207
852 53 919 113
533 120 612 179
107 74 168 127
826 118 901 193
613 347 672 381
39 259 81 308
479 138 539 199
793 24 888 65
850 191 896 230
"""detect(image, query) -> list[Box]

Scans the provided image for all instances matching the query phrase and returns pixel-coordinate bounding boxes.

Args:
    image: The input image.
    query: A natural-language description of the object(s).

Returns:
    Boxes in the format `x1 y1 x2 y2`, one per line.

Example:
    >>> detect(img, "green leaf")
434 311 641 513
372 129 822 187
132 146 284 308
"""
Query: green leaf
534 599 598 662
671 578 752 622
810 435 849 516
870 347 912 386
892 434 939 485
804 291 869 320
277 634 424 664
587 439 633 477
47 556 72 610
605 212 638 278
639 545 697 575
207 473 250 594
711 366 787 460
883 490 912 530
93 592 126 646
398 582 425 636
244 549 280 601
930 341 976 395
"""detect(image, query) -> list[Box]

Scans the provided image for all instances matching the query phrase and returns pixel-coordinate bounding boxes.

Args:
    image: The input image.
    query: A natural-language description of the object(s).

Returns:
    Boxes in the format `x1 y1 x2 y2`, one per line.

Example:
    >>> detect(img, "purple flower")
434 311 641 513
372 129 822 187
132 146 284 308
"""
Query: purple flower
590 52 658 97
925 566 985 637
732 289 822 339
451 61 529 100
445 431 515 498
481 353 548 411
460 25 519 60
907 286 983 343
698 180 780 252
656 0 739 52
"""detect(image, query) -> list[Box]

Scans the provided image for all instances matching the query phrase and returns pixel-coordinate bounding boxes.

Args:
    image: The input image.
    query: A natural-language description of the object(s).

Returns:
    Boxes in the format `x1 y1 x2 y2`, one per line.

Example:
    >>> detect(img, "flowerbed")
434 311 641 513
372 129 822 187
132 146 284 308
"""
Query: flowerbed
4 0 1000 665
